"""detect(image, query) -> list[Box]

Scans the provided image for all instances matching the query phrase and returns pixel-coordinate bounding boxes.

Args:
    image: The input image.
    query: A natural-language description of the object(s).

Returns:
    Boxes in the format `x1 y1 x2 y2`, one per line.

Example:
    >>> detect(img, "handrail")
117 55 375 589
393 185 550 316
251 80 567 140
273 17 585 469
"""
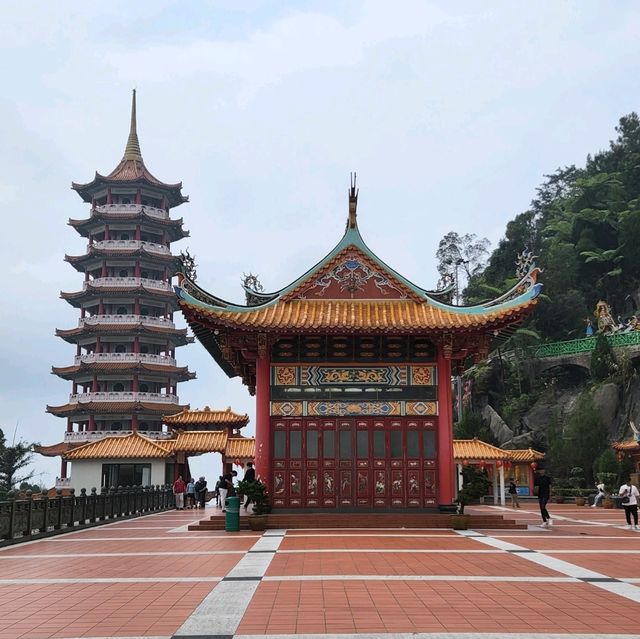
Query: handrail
0 486 175 545
528 331 640 359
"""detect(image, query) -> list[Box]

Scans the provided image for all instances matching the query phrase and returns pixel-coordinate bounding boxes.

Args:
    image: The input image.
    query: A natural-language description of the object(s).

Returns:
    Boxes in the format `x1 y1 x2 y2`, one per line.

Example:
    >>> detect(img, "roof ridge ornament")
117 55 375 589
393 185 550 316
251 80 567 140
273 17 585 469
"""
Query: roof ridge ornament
348 172 358 229
123 89 143 162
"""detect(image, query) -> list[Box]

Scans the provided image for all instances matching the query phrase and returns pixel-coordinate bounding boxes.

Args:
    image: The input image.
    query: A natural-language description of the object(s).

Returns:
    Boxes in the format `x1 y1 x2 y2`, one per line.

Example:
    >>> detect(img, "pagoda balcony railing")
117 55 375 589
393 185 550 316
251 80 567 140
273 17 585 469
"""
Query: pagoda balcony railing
93 203 169 220
528 330 640 359
84 277 171 291
92 239 171 255
68 392 179 404
64 430 174 443
79 314 175 328
74 353 177 366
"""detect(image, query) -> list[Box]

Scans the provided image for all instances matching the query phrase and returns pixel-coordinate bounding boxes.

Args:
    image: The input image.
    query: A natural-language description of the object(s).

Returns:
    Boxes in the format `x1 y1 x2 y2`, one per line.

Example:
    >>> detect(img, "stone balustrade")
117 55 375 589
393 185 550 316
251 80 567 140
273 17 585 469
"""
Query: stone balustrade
68 392 179 404
92 239 171 255
74 353 176 366
93 203 169 220
83 277 171 291
78 314 175 328
63 430 173 443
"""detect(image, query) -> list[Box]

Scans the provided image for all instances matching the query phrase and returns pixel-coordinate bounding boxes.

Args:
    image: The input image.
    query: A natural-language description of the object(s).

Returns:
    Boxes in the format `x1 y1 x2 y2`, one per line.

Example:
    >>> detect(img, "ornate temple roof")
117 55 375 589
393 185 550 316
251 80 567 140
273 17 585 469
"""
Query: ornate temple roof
46 401 188 418
65 432 172 460
71 91 188 208
163 406 249 428
453 439 510 461
65 247 180 271
51 361 195 382
61 284 180 307
225 437 255 460
175 177 542 387
506 448 546 463
168 430 228 453
55 323 192 346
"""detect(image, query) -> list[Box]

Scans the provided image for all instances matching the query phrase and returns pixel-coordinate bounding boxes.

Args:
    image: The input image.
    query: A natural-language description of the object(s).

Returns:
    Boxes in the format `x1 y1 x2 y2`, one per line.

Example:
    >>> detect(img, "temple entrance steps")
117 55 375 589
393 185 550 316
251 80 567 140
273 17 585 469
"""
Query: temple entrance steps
187 511 526 531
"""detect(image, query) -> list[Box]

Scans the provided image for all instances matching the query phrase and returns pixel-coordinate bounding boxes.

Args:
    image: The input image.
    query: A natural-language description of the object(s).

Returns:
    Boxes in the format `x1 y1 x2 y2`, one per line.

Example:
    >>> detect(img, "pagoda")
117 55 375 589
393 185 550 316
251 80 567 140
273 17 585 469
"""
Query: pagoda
45 91 195 488
175 177 541 511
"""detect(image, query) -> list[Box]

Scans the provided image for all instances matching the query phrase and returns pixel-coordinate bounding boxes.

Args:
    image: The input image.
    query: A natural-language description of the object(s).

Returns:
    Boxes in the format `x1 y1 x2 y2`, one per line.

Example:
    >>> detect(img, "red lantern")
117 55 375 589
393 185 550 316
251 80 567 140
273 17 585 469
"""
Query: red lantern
616 451 625 461
496 460 503 469
462 459 469 466
234 457 241 466
530 462 537 470
479 459 486 469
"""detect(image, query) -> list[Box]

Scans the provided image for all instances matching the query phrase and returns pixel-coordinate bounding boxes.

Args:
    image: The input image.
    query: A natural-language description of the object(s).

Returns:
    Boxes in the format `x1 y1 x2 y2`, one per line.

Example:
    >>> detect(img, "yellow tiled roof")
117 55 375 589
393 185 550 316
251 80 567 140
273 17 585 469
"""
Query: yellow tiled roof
508 448 545 462
169 430 228 453
453 439 510 461
65 433 172 460
182 298 537 332
225 437 255 459
163 406 249 427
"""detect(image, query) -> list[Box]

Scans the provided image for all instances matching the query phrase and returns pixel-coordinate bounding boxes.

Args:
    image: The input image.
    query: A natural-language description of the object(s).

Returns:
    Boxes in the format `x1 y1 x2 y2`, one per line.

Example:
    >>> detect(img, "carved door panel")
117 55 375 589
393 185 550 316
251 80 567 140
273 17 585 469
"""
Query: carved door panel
355 420 371 507
423 420 438 507
372 420 388 507
321 420 336 507
389 421 404 507
337 419 354 508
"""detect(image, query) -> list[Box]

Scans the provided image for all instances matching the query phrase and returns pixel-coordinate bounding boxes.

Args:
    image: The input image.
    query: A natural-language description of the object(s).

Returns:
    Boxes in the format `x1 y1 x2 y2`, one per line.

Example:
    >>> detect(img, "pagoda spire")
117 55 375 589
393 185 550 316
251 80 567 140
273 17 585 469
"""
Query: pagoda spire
348 171 358 229
123 89 142 162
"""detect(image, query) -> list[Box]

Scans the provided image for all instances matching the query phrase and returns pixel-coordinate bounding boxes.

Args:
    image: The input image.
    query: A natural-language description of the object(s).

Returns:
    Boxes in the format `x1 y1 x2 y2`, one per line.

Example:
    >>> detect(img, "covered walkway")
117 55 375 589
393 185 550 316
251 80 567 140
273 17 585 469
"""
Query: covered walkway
2 504 640 638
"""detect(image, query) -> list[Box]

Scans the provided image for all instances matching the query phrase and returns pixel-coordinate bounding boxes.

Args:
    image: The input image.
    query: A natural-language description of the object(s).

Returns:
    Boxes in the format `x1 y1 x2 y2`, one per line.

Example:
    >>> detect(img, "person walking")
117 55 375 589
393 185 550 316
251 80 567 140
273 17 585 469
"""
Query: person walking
218 475 228 511
619 478 640 530
592 481 606 508
508 477 520 509
173 475 186 510
185 478 196 509
197 476 208 509
243 462 256 511
535 468 552 527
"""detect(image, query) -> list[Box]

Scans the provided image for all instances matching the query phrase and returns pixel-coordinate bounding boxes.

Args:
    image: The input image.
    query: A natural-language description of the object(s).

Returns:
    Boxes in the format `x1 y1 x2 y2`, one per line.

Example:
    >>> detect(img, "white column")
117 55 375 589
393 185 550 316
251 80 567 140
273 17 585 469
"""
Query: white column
499 465 505 506
456 464 463 492
492 464 498 504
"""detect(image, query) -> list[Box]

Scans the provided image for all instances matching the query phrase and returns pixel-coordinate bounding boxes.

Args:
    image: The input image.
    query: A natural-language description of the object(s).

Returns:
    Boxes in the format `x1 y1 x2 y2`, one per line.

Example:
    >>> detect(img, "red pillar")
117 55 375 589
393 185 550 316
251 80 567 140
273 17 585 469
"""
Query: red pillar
135 224 141 240
88 415 96 431
101 261 107 277
436 349 455 507
133 374 139 392
106 188 112 204
132 414 139 431
60 460 68 479
66 418 73 433
255 355 271 490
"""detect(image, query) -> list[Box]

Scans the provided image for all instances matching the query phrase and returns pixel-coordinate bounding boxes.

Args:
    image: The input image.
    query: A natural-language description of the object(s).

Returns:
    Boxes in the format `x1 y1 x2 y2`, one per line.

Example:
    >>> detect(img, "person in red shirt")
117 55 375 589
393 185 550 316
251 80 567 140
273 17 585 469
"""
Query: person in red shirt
173 475 186 510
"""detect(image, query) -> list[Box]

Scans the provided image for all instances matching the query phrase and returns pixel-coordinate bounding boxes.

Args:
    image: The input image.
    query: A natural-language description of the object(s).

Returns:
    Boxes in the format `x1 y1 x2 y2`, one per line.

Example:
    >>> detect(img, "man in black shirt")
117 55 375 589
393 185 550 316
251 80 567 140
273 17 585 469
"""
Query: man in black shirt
243 462 256 511
535 468 552 527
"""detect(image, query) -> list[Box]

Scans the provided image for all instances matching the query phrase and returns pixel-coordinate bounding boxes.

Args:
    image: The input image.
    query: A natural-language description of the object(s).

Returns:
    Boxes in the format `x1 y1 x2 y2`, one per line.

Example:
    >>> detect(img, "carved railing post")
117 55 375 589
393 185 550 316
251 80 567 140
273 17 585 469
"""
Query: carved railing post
23 490 33 538
40 492 49 534
89 488 97 523
6 491 16 540
80 488 87 524
68 488 76 528
55 489 64 530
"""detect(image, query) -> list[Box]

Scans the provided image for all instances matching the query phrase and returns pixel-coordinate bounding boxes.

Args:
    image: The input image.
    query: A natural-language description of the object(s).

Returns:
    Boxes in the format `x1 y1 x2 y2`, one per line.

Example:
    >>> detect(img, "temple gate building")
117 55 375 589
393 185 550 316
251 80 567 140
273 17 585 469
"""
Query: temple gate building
42 91 195 490
175 179 541 510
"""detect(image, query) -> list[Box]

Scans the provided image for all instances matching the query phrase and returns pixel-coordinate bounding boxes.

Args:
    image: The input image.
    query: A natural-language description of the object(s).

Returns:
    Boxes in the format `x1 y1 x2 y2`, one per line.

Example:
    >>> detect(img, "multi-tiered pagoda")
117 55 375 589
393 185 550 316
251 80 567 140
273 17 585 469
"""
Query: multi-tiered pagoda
45 91 195 487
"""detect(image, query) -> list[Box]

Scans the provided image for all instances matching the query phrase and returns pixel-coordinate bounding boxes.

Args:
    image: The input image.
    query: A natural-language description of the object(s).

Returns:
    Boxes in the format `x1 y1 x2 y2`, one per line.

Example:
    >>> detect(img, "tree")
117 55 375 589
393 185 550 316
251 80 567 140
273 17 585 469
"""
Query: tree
0 428 36 499
435 232 490 303
590 333 617 382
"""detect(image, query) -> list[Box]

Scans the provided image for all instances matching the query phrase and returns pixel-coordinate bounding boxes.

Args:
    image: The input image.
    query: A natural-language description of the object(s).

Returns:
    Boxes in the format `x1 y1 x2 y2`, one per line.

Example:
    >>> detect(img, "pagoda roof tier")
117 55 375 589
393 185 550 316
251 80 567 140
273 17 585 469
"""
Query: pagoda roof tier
35 442 79 458
61 283 180 308
65 432 173 460
175 178 541 388
69 206 189 242
52 361 195 382
169 430 228 454
71 91 188 208
55 322 192 346
225 436 255 460
46 401 189 418
163 406 249 429
65 247 180 272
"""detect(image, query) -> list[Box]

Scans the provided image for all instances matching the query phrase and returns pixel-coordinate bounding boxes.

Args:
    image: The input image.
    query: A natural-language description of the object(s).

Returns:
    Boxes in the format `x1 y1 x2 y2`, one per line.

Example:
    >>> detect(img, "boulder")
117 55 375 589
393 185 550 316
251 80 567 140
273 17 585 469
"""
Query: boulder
501 432 536 449
592 383 620 437
481 404 513 445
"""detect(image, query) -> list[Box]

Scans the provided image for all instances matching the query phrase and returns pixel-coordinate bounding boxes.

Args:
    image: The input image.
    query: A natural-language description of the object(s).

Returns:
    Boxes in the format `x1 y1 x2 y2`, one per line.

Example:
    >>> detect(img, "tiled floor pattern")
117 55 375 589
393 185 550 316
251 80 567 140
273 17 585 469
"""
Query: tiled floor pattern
2 504 640 637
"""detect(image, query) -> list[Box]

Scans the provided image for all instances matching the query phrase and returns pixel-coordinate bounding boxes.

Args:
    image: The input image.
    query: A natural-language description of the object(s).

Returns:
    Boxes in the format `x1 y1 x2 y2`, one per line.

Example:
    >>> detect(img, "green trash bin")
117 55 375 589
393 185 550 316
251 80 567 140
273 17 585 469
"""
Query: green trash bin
225 496 240 532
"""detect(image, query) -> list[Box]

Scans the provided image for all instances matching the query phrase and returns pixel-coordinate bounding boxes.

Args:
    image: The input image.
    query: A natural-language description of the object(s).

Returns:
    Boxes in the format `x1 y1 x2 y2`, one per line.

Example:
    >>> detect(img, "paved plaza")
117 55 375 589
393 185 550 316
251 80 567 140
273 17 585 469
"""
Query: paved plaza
2 504 640 638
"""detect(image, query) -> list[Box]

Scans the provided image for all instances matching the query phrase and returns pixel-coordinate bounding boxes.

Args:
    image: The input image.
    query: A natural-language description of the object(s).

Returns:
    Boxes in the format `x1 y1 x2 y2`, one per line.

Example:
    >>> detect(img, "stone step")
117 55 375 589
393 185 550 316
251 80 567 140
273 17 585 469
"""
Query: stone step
187 512 526 531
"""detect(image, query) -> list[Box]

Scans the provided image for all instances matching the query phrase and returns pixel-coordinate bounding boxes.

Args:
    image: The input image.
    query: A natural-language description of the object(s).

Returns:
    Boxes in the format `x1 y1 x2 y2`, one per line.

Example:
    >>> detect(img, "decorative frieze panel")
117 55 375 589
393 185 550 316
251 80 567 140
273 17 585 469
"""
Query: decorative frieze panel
272 365 436 387
270 400 438 417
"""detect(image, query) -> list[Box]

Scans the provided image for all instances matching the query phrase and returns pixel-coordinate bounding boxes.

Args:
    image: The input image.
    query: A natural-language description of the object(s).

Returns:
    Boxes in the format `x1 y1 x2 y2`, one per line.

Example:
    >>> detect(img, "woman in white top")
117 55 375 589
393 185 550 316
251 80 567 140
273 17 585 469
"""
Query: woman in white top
618 479 640 529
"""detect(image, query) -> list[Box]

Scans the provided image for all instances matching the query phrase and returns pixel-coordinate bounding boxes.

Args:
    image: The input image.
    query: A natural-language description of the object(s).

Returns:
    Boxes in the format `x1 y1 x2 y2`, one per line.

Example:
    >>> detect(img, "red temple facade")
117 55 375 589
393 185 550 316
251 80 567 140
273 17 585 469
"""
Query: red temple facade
44 91 195 489
175 179 541 510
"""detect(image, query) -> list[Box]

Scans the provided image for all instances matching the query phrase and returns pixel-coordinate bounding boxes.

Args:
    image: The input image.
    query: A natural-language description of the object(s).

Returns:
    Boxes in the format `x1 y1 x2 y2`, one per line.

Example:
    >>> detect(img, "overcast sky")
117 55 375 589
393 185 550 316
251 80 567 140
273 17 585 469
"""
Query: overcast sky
1 1 638 487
